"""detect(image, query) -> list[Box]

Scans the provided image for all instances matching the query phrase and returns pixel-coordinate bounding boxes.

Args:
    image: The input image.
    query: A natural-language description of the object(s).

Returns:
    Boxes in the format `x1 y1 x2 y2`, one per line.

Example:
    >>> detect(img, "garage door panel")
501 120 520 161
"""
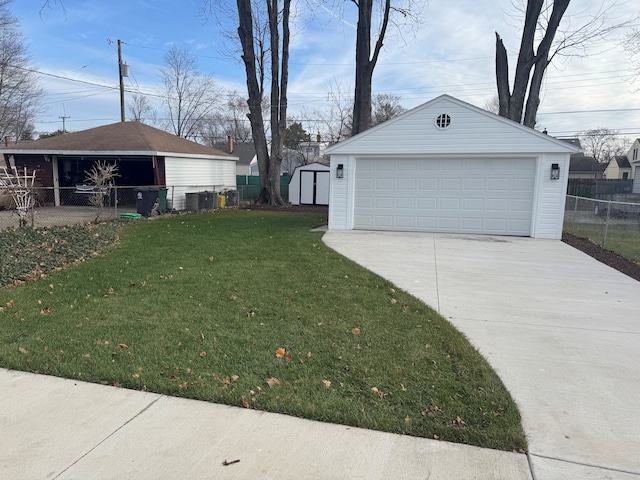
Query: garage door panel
440 198 461 210
397 178 416 189
418 198 437 209
375 179 394 190
441 179 462 190
419 179 438 190
396 197 415 209
464 178 486 190
354 158 534 236
375 197 394 208
395 216 415 228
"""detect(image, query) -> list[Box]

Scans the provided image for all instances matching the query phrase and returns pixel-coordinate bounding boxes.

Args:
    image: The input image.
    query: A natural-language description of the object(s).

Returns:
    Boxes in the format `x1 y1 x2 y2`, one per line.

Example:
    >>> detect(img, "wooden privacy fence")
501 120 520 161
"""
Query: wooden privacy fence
567 179 633 198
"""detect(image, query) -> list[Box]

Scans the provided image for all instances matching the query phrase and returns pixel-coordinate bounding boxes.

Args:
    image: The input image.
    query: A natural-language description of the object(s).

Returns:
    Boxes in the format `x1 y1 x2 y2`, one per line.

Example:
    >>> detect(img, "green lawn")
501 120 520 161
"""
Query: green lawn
564 221 640 263
0 210 526 451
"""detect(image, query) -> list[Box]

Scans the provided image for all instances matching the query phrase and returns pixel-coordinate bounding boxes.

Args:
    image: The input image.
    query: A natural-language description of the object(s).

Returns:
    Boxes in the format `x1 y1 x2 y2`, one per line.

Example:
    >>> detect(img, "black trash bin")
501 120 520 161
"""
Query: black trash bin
198 191 215 210
224 189 238 207
135 187 159 217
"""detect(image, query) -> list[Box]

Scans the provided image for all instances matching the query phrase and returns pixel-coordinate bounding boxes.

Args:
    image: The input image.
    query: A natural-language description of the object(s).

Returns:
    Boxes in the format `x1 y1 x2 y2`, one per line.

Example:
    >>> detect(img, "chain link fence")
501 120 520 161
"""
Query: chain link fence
564 195 640 263
0 185 240 229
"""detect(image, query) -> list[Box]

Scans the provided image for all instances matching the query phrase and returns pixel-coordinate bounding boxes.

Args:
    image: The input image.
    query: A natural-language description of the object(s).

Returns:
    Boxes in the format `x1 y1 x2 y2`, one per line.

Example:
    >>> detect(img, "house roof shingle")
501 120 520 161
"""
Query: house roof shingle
614 156 631 168
569 155 606 173
6 122 233 157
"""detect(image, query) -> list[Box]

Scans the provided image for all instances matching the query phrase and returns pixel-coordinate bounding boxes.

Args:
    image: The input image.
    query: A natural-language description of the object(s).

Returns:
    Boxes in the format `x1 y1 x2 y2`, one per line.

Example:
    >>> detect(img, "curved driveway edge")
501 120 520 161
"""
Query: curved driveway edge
323 230 640 480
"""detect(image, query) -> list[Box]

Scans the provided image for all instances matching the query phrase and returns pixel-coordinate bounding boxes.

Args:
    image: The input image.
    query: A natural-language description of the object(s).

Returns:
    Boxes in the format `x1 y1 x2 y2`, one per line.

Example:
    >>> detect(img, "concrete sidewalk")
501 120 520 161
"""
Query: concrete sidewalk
0 368 531 479
323 230 640 480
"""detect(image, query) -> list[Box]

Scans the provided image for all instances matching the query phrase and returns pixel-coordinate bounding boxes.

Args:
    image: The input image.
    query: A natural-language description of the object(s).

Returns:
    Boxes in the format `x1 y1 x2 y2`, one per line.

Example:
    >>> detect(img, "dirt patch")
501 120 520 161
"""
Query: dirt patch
562 232 640 282
241 203 328 214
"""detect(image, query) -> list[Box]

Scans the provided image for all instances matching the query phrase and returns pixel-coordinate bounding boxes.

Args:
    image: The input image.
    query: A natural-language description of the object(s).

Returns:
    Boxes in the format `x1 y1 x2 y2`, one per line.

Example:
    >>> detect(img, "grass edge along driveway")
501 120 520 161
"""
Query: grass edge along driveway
0 210 526 452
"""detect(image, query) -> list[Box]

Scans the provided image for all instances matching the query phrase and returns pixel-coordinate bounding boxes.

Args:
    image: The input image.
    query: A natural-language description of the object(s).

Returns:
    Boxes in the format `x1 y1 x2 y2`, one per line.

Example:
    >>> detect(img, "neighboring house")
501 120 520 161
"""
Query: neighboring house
288 163 330 206
628 138 640 193
325 94 580 240
568 155 605 179
1 121 238 210
213 138 255 176
603 156 632 180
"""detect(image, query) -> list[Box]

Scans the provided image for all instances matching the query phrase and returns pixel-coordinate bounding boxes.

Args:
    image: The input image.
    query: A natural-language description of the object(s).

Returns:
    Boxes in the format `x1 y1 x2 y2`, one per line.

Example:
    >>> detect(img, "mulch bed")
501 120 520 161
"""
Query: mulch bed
562 232 640 282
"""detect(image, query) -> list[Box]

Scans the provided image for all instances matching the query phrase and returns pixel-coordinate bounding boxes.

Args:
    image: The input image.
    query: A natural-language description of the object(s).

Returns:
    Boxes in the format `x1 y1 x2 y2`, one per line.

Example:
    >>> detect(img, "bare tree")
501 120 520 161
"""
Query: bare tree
350 0 423 136
198 91 254 146
309 77 353 144
160 45 221 140
234 0 291 205
483 94 500 114
127 93 155 123
496 0 638 128
371 93 406 126
0 0 44 144
578 128 628 164
84 161 119 223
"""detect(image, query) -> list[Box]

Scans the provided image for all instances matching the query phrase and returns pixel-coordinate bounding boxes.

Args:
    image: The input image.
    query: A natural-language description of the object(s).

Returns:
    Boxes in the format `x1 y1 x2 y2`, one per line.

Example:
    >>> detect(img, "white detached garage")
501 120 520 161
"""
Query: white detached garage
326 95 580 239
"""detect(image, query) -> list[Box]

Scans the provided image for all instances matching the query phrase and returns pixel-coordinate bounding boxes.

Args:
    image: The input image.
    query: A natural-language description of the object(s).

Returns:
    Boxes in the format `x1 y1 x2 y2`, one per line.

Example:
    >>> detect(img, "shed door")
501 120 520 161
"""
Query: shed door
354 158 535 236
300 170 330 205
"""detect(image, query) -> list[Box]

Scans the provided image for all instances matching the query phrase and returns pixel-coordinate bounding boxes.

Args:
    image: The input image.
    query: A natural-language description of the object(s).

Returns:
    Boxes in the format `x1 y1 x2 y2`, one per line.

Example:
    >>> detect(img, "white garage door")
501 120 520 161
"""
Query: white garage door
354 158 535 235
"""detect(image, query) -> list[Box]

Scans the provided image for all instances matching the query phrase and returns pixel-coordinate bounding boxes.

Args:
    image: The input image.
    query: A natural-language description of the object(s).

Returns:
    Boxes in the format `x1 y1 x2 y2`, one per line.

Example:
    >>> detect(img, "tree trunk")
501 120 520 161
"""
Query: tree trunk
351 0 390 137
495 0 570 128
236 0 289 205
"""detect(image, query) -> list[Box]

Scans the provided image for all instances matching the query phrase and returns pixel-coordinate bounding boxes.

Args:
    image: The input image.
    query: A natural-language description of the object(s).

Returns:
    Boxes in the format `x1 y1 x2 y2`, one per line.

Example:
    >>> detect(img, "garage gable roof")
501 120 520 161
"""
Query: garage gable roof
5 122 234 159
326 95 581 156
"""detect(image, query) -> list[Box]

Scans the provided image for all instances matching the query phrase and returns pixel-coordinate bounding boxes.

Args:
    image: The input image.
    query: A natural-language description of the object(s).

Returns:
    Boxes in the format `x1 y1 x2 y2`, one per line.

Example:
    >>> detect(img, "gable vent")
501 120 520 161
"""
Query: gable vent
435 113 451 129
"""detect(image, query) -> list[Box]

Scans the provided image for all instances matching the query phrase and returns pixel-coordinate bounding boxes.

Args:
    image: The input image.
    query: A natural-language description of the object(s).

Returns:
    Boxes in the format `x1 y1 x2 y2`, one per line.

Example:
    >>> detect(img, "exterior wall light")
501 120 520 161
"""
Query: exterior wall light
551 163 560 180
336 163 344 178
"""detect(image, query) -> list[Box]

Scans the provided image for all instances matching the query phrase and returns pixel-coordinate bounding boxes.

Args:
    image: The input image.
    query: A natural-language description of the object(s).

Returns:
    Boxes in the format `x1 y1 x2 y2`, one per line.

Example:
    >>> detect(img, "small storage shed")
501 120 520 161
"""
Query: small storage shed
288 162 330 205
325 95 580 239
2 122 238 210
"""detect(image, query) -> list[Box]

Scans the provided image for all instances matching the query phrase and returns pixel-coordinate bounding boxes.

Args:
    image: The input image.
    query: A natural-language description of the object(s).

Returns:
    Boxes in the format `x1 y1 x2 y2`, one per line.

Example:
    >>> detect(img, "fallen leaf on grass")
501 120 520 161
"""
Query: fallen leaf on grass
266 377 280 388
7 300 14 308
371 387 386 399
200 351 207 357
83 353 91 359
118 343 128 350
230 295 238 301
209 256 215 262
19 347 28 354
40 307 52 315
453 416 466 427
178 382 188 390
132 373 140 379
247 310 255 318
231 375 239 382
200 332 205 341
275 348 286 358
405 416 412 424
351 327 360 336
285 353 293 362
390 298 397 304
322 380 331 388
242 396 250 409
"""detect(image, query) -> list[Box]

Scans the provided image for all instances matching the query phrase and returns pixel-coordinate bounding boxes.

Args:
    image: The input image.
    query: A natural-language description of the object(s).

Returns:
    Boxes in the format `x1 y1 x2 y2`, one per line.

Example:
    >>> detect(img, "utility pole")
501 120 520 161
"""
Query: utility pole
59 115 70 133
117 39 129 122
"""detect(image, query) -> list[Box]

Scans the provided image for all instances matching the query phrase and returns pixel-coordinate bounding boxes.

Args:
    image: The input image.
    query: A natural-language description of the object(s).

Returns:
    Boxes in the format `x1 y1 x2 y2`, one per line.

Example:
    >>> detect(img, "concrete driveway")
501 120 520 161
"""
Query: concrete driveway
323 230 640 480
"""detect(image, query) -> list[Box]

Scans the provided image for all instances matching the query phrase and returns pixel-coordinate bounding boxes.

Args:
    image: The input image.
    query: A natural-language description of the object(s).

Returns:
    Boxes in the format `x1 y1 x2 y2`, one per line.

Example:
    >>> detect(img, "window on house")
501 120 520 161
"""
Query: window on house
623 172 629 179
633 148 638 161
435 114 451 129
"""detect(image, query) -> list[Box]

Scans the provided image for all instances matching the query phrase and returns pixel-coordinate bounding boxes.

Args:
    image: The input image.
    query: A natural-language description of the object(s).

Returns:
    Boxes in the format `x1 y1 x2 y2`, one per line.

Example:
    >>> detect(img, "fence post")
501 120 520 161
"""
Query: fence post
114 185 118 218
603 202 611 249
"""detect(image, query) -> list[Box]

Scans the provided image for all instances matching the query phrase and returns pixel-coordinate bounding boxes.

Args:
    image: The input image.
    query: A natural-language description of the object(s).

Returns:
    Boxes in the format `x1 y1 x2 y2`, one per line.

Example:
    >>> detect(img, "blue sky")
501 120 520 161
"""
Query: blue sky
10 0 640 143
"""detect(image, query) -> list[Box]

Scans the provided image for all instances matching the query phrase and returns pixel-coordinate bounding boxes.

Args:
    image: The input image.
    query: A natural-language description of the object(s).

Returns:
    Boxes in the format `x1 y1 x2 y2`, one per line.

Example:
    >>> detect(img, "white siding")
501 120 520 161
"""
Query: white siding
531 154 569 239
326 96 579 157
329 156 354 229
164 156 236 210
